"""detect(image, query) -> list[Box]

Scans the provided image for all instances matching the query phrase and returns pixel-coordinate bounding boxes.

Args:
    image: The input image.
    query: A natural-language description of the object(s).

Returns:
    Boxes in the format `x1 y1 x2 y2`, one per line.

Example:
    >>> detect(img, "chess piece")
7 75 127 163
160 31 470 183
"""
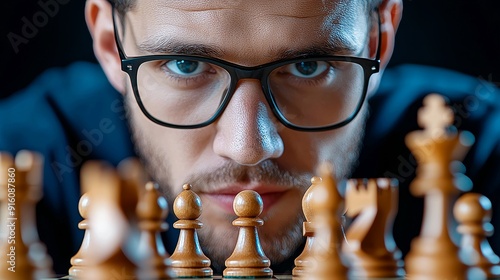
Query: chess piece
70 158 147 279
76 161 138 280
454 193 500 279
69 192 91 276
117 158 146 219
404 94 472 279
223 190 273 278
308 162 348 280
0 150 54 280
169 184 212 277
136 182 174 279
293 176 322 277
343 178 404 278
117 158 148 265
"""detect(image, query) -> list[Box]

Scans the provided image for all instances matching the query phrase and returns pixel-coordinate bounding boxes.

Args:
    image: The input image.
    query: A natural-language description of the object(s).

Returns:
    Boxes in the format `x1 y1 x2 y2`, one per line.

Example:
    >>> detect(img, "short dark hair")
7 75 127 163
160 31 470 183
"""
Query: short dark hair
112 0 135 15
111 0 382 16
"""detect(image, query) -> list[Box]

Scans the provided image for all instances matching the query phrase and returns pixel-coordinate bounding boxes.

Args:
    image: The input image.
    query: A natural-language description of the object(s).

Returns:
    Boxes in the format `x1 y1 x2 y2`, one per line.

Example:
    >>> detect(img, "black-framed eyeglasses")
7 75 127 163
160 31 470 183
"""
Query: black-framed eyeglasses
111 7 381 131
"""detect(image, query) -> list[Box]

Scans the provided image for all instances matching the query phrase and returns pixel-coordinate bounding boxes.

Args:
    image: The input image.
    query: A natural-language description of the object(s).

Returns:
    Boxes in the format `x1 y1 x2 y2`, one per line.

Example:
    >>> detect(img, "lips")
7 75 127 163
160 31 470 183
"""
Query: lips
202 185 289 215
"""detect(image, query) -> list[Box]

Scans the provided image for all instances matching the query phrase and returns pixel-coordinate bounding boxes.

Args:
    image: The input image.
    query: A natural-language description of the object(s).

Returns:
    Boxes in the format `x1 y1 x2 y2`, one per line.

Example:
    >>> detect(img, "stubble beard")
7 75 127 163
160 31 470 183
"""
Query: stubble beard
125 93 367 272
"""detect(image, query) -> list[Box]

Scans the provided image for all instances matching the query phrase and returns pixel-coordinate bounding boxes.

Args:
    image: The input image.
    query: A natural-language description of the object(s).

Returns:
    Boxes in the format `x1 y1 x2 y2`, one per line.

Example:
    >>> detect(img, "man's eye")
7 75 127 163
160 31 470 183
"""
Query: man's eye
288 61 329 78
165 59 206 76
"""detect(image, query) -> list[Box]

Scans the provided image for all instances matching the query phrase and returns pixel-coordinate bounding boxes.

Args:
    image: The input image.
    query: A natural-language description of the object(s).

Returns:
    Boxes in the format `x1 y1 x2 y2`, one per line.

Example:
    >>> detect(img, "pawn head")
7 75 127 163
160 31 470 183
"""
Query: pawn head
454 193 492 224
173 184 202 220
233 190 263 218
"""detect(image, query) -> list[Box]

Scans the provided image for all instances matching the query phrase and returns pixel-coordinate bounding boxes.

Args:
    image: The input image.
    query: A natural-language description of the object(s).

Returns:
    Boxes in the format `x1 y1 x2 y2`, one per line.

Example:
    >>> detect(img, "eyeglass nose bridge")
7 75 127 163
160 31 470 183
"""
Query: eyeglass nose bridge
232 67 268 82
222 66 278 120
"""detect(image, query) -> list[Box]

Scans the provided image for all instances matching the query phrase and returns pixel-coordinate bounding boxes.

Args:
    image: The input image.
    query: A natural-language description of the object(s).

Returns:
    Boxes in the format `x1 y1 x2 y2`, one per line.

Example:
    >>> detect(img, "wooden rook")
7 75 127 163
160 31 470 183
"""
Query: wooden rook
223 190 273 278
169 184 212 277
136 182 174 279
454 193 500 278
404 94 473 279
307 163 348 280
292 176 322 277
0 150 53 280
343 178 404 278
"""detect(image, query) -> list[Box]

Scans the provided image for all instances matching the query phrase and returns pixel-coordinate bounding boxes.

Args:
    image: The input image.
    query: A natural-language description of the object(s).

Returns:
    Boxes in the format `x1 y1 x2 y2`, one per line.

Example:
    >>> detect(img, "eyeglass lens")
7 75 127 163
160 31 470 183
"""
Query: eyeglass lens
136 58 365 128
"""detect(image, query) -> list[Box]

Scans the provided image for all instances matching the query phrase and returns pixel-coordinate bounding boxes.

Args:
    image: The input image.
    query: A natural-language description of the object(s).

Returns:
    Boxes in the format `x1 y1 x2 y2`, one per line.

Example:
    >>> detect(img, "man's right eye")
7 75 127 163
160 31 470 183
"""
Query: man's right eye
165 59 208 76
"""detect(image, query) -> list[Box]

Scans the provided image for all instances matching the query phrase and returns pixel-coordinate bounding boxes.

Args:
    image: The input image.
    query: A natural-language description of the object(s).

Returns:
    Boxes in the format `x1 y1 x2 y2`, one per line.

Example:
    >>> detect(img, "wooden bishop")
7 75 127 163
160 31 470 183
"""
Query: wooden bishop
307 162 348 280
293 176 322 277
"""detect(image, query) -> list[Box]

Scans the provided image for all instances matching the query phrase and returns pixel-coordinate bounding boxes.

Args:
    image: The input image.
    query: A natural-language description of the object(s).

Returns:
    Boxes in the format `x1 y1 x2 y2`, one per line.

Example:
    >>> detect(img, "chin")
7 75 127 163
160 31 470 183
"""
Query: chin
259 190 305 262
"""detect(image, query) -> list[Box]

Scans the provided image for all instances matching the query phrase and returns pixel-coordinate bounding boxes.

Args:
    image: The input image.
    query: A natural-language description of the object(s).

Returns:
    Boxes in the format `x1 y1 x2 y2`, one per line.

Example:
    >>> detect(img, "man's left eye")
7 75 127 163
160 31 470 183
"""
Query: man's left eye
288 61 329 78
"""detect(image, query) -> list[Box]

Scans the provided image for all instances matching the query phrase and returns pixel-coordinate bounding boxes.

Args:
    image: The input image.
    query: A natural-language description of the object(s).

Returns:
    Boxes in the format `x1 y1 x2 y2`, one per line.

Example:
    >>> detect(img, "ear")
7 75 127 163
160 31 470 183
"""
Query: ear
377 0 403 69
86 0 126 93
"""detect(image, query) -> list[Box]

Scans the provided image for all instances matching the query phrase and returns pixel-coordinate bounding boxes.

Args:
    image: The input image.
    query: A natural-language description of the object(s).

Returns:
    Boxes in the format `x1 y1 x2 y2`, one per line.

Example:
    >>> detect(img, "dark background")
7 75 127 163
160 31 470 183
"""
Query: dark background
2 0 500 98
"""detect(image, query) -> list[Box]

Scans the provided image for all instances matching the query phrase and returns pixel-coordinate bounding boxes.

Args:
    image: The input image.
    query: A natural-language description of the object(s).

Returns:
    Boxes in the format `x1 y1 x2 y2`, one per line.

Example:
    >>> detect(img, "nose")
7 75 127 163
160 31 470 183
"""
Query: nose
213 79 284 166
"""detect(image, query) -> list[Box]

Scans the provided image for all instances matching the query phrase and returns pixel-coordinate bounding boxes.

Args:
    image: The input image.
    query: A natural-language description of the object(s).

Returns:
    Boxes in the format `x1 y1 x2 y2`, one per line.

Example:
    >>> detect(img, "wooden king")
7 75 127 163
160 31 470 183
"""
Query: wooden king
404 94 474 279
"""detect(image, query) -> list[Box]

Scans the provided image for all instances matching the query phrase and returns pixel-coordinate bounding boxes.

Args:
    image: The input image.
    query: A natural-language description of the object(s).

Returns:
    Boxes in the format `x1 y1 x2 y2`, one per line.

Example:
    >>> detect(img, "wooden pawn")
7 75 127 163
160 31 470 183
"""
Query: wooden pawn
69 193 90 276
454 193 500 279
136 182 174 279
223 190 273 278
169 184 212 277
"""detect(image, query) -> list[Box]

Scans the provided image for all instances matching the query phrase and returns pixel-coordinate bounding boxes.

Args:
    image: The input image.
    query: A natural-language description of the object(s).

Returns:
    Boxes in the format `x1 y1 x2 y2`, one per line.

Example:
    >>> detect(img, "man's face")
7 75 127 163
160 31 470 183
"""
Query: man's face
120 0 373 271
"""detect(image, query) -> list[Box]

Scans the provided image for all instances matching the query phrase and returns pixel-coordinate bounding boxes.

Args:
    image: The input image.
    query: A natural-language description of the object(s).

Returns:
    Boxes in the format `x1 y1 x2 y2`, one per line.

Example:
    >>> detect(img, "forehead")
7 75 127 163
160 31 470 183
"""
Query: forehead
125 0 369 63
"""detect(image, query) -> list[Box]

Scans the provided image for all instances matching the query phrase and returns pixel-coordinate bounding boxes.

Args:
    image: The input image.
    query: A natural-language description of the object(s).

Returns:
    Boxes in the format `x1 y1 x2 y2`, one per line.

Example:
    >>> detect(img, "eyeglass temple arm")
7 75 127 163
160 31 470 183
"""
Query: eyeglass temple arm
110 4 128 60
375 7 382 62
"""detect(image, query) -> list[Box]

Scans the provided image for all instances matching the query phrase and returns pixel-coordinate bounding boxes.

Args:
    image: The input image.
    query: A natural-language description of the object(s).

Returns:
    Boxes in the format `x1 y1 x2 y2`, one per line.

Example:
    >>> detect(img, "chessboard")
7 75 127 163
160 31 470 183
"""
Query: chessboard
1 94 500 280
46 276 296 280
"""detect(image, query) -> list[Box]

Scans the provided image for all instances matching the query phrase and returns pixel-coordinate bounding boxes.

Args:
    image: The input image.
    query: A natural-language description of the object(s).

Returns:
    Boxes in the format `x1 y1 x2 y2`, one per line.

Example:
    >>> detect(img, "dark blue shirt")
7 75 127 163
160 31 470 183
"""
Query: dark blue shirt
1 62 499 274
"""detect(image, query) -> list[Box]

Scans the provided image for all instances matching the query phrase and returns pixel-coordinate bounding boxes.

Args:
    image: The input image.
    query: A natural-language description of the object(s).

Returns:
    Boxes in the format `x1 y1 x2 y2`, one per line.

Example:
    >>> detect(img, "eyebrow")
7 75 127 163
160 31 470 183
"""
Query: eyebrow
274 43 360 60
137 36 360 61
138 38 225 57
